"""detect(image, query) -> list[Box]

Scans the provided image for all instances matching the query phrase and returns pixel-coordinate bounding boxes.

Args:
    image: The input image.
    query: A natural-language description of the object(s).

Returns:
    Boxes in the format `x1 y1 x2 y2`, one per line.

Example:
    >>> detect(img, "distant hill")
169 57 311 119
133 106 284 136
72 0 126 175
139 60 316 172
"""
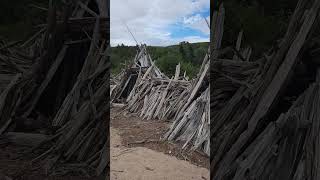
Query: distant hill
111 42 209 78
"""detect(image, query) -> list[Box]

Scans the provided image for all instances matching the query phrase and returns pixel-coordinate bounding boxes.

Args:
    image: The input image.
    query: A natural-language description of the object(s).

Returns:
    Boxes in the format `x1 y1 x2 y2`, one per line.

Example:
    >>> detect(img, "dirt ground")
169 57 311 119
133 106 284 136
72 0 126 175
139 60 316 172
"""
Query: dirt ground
0 144 103 180
110 107 209 180
0 133 104 180
0 107 209 180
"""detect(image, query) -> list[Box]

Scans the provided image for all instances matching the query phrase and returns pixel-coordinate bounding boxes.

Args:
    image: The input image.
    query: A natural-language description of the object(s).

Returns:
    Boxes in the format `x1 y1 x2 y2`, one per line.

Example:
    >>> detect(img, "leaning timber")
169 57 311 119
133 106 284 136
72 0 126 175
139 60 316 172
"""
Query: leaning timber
0 0 109 177
112 40 210 155
211 0 320 179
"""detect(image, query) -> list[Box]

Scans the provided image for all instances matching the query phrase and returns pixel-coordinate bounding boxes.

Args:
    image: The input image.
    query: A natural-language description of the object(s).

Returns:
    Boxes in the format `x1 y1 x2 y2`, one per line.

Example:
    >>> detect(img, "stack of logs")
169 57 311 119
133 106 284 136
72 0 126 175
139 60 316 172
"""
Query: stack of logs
112 41 210 155
212 59 262 113
126 62 191 121
111 44 166 103
212 0 320 179
110 70 124 96
0 40 35 93
0 0 109 177
163 51 210 155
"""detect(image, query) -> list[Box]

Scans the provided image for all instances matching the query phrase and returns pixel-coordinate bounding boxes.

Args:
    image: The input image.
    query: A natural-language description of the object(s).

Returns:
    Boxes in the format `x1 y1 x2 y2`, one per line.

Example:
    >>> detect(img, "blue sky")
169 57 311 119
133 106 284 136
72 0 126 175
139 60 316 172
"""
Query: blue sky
170 25 203 38
111 0 210 46
167 8 209 39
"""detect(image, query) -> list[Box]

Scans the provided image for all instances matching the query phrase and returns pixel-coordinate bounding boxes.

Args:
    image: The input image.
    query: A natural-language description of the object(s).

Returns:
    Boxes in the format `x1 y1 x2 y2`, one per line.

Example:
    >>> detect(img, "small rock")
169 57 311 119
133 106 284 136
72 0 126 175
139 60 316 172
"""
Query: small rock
145 167 154 171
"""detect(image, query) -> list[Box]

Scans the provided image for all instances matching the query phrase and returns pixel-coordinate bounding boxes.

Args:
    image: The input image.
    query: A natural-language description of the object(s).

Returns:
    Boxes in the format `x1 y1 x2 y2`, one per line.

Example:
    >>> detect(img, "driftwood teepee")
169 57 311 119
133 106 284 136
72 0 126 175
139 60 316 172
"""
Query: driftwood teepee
112 40 210 155
111 44 165 103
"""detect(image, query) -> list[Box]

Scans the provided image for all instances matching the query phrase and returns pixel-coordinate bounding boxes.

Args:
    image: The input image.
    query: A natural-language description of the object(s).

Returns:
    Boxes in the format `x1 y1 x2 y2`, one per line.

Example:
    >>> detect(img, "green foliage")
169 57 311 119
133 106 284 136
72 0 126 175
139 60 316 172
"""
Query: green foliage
156 53 181 77
110 44 138 74
220 0 298 57
111 42 208 78
0 0 60 40
181 61 199 78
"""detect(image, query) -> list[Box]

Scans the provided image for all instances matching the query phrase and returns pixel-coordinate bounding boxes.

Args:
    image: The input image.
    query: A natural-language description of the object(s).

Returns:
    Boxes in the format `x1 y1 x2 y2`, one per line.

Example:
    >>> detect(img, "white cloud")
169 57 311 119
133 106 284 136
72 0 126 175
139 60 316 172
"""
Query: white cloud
111 0 209 46
183 14 210 35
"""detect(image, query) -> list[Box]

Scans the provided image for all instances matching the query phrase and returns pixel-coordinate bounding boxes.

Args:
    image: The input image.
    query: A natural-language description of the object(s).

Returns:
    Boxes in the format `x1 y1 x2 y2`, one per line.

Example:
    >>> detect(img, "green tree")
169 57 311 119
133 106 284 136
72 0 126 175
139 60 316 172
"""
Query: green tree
156 53 181 77
187 42 195 63
220 0 297 57
0 0 52 40
179 42 186 60
111 42 209 78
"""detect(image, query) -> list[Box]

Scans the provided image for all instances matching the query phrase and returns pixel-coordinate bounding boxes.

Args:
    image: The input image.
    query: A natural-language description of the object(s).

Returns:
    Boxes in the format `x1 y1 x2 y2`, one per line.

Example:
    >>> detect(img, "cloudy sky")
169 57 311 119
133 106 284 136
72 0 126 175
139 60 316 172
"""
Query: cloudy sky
111 0 210 47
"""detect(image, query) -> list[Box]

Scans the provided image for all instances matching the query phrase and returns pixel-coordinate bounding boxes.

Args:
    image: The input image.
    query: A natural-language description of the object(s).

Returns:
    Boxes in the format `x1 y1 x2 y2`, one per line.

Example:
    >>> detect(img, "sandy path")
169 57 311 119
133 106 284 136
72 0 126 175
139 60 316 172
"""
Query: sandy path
110 128 209 180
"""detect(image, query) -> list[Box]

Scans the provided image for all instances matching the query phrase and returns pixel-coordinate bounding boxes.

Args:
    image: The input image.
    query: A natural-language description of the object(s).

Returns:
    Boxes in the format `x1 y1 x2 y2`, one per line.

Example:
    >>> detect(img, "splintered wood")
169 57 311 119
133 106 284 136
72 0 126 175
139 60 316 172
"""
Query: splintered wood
212 0 320 179
0 40 34 93
164 53 210 155
0 0 109 177
112 38 210 155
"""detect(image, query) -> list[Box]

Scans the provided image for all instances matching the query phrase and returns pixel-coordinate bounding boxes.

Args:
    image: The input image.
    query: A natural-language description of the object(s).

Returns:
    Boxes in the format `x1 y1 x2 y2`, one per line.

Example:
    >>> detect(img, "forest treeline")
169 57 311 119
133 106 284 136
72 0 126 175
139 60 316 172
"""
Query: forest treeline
219 0 298 57
111 42 209 78
0 0 59 40
113 0 299 77
0 0 300 76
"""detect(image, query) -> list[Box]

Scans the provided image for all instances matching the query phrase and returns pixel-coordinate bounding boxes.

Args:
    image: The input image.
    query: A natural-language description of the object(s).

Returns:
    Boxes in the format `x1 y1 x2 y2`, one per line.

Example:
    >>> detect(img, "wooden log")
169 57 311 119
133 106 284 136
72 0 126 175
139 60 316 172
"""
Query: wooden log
23 45 69 117
1 132 48 147
111 103 125 108
233 30 243 61
174 63 180 80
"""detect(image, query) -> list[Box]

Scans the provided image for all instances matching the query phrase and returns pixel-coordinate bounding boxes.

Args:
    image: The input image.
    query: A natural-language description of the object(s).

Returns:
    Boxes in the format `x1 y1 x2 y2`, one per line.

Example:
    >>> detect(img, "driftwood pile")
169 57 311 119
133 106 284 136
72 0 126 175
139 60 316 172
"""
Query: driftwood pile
163 52 210 155
123 45 210 127
126 61 192 121
111 44 166 103
0 0 109 177
212 59 262 113
112 41 210 155
212 0 320 179
110 70 123 96
0 40 34 93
